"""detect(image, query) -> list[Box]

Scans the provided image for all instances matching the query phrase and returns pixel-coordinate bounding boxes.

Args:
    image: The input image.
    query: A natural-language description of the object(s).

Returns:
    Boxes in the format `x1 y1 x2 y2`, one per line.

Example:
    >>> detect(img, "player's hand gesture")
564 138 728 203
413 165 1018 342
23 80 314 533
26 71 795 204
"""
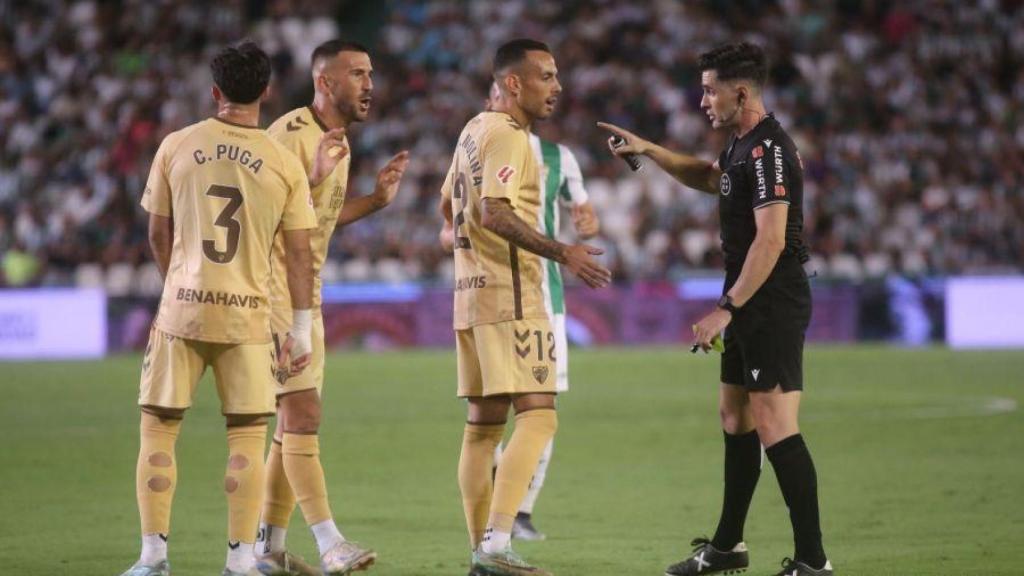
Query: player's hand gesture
275 334 312 383
571 203 600 239
596 122 650 157
372 151 411 208
563 243 611 289
310 128 349 188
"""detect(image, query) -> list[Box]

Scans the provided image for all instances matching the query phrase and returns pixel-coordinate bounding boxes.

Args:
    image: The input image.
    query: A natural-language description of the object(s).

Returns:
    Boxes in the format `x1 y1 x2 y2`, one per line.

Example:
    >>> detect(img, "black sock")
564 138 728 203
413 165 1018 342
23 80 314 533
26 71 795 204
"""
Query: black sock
765 434 827 569
711 429 762 550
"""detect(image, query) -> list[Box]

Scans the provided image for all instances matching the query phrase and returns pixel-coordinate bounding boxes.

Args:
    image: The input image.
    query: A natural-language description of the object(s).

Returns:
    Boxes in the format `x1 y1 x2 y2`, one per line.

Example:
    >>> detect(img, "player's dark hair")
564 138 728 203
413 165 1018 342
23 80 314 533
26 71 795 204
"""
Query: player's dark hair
698 42 768 87
311 39 370 67
493 38 551 76
209 41 271 104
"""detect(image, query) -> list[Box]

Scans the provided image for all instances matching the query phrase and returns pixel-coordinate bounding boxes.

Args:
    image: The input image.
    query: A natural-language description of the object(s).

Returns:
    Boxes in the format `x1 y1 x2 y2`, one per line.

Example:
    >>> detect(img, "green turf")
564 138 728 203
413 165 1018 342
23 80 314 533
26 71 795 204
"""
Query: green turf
1 346 1022 575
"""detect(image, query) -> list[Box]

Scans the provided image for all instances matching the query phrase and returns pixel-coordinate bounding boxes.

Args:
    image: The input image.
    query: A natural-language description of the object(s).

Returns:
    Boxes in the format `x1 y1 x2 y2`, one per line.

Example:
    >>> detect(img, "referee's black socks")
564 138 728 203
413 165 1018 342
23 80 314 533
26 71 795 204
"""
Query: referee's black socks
711 429 762 550
766 433 828 569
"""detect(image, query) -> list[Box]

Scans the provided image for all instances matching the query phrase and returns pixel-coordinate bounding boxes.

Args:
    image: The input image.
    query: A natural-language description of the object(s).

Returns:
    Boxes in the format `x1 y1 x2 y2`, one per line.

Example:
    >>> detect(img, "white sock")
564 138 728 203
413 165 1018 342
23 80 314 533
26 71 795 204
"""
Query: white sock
518 439 553 515
481 528 511 553
139 533 168 565
310 519 345 555
258 523 288 554
226 542 255 573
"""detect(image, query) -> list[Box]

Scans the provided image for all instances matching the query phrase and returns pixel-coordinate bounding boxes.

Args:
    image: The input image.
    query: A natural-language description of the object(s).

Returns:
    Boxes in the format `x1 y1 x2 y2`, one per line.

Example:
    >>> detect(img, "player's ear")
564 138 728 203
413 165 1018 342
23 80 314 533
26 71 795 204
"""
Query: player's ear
211 85 222 104
506 74 521 98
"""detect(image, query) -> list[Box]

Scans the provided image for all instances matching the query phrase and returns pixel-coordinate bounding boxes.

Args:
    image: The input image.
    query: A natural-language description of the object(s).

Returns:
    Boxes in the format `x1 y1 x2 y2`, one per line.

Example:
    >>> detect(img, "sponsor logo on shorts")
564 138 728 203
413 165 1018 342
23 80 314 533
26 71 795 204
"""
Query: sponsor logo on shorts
532 365 549 384
514 328 531 359
176 288 259 309
751 368 761 382
496 165 516 185
455 275 487 291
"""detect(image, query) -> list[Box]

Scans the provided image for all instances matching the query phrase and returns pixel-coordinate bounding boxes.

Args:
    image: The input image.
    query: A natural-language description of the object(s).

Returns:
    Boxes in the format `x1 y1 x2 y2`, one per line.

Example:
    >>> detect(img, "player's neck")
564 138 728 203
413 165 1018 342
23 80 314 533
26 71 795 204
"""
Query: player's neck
733 102 767 139
491 102 532 131
216 103 261 128
310 96 350 130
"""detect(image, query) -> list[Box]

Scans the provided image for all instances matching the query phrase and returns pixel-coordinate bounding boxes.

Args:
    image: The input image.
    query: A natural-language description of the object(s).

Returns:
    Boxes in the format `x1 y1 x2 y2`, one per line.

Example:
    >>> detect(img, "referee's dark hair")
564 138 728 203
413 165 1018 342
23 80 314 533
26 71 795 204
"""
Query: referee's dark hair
210 41 272 104
311 39 370 67
698 42 768 87
493 38 551 76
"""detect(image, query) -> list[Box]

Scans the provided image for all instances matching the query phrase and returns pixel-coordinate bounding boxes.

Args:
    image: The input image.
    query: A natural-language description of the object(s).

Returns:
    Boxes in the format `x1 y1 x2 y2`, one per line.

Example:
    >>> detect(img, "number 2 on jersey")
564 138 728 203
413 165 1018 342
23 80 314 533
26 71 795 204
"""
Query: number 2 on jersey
202 184 243 264
452 171 471 250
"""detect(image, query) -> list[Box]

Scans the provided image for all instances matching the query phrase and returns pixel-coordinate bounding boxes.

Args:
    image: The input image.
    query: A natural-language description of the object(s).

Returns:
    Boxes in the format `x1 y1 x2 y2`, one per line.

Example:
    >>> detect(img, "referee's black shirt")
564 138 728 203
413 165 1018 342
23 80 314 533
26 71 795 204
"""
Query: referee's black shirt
717 113 809 290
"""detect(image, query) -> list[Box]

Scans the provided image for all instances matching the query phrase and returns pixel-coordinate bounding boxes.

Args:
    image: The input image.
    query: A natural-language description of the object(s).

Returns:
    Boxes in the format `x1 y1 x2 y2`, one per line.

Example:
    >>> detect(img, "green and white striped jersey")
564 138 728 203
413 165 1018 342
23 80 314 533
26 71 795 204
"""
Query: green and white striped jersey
528 134 590 316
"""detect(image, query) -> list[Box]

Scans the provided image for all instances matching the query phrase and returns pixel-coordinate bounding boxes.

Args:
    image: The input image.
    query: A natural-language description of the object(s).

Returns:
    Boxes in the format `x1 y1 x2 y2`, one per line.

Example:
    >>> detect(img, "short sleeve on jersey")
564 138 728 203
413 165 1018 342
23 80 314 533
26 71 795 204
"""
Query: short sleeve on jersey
749 138 793 210
142 135 174 216
480 126 527 203
280 152 317 231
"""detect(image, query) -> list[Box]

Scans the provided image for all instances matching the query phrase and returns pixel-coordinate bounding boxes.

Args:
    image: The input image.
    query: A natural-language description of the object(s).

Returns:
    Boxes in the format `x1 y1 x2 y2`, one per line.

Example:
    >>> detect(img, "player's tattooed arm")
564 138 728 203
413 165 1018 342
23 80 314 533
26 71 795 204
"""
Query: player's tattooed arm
147 213 173 279
481 197 565 262
481 198 611 288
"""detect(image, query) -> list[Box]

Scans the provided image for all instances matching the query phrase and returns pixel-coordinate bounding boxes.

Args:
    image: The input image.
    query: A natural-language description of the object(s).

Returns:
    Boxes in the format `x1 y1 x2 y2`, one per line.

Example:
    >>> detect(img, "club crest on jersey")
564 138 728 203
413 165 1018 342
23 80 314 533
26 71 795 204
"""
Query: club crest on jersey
496 165 516 185
532 366 549 384
720 172 732 196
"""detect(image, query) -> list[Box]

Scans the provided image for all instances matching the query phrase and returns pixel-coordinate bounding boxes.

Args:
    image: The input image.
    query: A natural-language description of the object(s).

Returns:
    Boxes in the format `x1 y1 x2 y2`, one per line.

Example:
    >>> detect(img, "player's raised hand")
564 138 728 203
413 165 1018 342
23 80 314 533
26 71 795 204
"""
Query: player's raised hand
310 128 349 188
571 203 600 239
596 121 650 157
563 243 611 289
372 150 411 207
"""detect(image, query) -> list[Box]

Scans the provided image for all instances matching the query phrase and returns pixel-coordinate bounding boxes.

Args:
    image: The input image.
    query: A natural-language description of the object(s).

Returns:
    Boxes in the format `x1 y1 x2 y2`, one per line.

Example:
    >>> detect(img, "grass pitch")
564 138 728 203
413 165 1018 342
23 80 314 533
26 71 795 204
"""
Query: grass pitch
1 345 1022 575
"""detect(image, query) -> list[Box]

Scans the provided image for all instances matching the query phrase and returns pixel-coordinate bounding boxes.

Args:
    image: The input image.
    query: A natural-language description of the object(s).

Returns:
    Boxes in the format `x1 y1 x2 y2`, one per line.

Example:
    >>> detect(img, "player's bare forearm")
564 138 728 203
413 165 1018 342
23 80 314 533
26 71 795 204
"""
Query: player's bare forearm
337 193 386 226
147 213 173 279
440 195 453 225
480 198 566 263
282 228 314 310
646 143 720 195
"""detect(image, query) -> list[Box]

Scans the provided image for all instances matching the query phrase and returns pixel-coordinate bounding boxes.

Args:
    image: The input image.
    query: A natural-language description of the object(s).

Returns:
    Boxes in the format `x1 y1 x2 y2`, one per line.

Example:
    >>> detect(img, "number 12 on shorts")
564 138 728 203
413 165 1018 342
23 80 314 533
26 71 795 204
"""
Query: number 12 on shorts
514 328 555 362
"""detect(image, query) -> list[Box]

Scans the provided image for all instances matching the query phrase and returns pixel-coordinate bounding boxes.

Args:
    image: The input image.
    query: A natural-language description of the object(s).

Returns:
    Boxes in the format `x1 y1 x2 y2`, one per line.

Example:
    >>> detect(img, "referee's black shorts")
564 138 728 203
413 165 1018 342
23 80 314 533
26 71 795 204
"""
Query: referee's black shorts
720 269 812 392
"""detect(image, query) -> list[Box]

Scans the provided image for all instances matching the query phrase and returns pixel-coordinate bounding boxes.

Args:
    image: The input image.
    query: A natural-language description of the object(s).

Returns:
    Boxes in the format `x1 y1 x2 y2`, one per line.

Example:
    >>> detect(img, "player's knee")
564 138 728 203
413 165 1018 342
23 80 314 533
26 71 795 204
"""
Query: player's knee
279 390 321 433
225 414 269 428
511 392 556 414
467 396 511 425
720 407 753 434
142 406 186 421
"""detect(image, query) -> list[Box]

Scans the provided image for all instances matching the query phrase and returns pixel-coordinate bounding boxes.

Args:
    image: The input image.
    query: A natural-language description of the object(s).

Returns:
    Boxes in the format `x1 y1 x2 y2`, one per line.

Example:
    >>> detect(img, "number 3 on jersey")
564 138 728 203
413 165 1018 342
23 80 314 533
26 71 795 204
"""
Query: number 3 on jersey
203 184 243 264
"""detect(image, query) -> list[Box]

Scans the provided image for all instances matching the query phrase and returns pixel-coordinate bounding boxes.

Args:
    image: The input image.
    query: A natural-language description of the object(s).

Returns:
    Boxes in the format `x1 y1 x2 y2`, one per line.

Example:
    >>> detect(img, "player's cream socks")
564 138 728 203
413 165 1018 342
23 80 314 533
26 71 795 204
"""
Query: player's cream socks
260 438 295 553
281 433 333 526
485 409 558 552
137 412 181 539
225 424 267 545
310 519 345 555
458 423 505 548
518 438 554 514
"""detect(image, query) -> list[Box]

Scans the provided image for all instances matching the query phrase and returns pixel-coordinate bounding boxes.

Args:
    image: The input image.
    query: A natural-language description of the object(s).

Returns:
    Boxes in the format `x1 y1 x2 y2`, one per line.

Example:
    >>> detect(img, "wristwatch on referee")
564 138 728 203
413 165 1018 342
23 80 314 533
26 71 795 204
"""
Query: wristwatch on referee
717 295 740 315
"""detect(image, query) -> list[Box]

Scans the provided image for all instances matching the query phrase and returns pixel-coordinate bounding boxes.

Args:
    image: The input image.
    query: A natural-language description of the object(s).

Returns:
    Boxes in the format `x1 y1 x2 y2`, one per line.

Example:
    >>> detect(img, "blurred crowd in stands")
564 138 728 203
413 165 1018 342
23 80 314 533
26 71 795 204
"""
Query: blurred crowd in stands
1 0 1022 292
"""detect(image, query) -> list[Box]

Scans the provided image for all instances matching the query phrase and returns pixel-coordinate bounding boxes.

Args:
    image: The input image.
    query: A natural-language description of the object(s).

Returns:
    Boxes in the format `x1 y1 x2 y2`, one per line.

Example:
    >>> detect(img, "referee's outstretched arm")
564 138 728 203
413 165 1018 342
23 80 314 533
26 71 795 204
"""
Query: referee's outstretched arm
597 121 721 195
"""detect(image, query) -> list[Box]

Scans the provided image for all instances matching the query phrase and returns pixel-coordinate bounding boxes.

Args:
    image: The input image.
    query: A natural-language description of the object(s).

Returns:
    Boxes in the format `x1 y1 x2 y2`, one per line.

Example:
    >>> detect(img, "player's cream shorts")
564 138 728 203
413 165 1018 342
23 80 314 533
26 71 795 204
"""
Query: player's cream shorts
270 312 325 397
456 317 558 398
138 328 276 415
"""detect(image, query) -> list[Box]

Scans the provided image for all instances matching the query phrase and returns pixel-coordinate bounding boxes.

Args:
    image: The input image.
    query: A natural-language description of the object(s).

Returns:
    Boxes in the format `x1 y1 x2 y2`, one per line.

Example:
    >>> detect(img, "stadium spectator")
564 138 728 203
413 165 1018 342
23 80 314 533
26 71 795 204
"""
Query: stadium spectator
0 0 1022 292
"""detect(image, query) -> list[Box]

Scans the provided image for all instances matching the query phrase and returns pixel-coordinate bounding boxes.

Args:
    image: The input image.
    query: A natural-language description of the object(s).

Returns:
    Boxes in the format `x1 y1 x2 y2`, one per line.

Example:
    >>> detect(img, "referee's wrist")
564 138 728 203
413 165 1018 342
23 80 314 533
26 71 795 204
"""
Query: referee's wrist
717 294 741 315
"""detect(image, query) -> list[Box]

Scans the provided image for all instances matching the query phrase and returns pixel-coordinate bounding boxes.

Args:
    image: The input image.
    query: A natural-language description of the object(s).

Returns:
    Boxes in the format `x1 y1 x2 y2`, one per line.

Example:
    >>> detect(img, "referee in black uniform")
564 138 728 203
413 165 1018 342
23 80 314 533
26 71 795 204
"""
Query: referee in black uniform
599 42 832 576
